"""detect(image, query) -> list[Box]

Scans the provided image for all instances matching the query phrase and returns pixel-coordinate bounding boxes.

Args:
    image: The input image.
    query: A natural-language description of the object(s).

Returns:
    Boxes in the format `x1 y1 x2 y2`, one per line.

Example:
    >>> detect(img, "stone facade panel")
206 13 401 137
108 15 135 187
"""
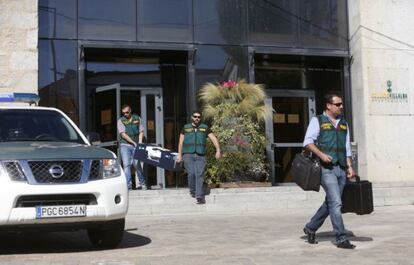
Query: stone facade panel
0 0 38 93
10 51 37 71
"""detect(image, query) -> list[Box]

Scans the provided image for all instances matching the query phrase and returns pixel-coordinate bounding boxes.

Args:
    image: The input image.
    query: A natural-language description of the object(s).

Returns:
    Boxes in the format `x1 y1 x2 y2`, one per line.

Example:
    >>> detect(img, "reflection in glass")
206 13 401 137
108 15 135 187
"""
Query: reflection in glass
79 0 136 41
137 0 192 42
194 0 246 45
275 146 302 182
39 0 77 39
38 40 79 125
195 45 248 93
299 0 348 48
255 54 342 94
85 48 161 87
272 97 308 143
272 97 309 183
248 0 298 45
160 57 187 188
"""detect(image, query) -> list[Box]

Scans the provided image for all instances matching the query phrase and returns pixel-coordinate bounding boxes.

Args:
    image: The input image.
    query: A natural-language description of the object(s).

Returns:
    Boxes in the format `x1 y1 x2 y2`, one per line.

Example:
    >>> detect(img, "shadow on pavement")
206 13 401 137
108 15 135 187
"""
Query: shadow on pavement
300 230 373 244
0 230 151 254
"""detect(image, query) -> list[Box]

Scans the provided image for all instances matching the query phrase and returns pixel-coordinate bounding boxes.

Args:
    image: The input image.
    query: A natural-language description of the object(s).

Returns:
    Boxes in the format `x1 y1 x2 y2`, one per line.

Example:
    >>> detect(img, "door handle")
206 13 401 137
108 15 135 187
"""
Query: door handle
157 106 161 111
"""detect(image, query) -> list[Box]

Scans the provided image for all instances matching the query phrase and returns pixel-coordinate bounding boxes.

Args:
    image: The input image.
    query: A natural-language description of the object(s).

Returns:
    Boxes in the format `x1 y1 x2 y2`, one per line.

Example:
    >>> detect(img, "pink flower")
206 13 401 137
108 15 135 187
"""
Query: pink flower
222 80 237 89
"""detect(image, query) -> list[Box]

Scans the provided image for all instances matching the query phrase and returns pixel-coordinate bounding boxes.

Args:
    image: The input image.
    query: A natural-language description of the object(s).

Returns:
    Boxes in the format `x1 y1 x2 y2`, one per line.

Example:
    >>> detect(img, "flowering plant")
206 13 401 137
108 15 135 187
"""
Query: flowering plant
199 80 272 184
222 80 237 89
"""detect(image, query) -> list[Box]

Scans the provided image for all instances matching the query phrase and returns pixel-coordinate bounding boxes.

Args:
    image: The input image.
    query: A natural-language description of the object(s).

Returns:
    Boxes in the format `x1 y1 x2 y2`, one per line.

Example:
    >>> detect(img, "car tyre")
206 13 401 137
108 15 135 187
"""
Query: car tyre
87 218 125 249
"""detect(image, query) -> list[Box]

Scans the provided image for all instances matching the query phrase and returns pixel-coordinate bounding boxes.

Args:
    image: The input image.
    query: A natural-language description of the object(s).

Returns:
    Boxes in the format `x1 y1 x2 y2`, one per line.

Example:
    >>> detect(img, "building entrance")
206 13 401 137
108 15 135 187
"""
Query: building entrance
265 90 316 184
94 83 165 189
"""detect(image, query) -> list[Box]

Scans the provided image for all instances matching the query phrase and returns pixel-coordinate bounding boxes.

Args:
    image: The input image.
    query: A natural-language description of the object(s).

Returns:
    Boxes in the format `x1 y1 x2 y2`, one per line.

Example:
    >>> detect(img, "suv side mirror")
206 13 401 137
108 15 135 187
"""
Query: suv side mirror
85 132 101 145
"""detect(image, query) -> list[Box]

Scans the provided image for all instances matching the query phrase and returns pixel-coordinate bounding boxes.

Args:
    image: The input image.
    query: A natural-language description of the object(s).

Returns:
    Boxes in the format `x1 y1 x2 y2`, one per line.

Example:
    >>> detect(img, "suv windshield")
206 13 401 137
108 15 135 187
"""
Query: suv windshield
0 109 85 144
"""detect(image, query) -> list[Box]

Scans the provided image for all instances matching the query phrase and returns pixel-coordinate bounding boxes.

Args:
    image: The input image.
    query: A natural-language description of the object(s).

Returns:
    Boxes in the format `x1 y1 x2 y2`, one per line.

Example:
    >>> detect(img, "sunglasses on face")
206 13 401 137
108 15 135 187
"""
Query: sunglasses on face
122 111 131 115
192 115 201 119
330 102 343 107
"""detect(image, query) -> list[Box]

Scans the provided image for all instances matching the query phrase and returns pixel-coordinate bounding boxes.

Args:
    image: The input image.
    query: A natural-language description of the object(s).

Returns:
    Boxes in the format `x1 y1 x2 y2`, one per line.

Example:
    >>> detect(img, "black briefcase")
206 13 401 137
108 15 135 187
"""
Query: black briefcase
341 176 374 215
290 152 321 192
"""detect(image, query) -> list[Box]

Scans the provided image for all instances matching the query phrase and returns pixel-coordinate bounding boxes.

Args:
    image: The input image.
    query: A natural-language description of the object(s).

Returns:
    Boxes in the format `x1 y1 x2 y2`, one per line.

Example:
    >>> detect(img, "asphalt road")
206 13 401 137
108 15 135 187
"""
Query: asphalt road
0 205 413 265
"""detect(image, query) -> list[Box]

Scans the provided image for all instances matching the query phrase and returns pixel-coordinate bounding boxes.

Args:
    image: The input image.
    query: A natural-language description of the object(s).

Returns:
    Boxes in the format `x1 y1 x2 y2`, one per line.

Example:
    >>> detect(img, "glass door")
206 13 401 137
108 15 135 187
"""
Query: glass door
93 85 164 188
95 83 121 154
140 88 165 189
265 90 315 184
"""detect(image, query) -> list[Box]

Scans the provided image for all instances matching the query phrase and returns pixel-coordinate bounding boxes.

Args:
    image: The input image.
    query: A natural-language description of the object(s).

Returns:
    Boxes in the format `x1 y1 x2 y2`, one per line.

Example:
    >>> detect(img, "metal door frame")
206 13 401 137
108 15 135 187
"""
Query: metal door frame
95 84 165 188
265 89 316 185
140 87 165 189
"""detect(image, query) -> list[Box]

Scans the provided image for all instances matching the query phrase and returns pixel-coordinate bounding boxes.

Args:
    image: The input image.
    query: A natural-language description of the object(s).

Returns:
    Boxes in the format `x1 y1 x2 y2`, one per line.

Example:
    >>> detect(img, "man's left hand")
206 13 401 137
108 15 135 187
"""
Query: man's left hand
215 150 221 159
347 166 356 179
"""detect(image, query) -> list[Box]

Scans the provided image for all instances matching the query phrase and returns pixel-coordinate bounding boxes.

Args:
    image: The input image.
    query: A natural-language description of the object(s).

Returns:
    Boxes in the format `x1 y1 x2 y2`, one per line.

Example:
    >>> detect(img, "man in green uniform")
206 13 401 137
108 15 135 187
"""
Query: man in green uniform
117 104 146 190
302 91 356 249
177 110 221 204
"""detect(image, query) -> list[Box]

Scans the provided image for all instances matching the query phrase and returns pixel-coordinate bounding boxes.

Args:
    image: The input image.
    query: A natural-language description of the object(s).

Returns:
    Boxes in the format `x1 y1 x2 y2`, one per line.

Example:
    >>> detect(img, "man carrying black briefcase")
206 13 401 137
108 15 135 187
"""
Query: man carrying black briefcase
301 91 357 249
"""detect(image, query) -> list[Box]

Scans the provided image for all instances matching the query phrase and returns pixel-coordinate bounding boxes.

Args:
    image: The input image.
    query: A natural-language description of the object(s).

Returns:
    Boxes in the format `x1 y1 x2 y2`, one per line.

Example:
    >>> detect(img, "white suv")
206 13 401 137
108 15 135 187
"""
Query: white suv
0 93 128 248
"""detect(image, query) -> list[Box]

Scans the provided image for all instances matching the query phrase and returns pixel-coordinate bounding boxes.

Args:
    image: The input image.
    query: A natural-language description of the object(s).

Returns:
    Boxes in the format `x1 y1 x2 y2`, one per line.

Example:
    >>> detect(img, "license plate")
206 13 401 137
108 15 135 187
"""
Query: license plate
36 205 86 219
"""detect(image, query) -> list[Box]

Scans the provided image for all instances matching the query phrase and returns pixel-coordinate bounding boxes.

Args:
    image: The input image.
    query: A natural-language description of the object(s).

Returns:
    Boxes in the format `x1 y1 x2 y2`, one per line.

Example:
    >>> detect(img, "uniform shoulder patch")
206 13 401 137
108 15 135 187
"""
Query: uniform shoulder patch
320 123 333 130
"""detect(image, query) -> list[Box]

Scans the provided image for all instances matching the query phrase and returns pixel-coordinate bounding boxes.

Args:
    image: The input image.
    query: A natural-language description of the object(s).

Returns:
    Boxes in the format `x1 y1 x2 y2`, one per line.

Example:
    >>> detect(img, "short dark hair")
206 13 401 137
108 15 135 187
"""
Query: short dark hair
324 91 343 106
121 104 131 110
191 110 202 116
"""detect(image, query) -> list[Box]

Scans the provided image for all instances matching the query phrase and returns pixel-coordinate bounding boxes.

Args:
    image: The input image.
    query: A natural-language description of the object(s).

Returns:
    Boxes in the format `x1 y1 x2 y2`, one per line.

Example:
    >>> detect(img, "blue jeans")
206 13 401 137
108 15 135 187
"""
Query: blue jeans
305 165 347 243
120 143 145 188
183 153 206 199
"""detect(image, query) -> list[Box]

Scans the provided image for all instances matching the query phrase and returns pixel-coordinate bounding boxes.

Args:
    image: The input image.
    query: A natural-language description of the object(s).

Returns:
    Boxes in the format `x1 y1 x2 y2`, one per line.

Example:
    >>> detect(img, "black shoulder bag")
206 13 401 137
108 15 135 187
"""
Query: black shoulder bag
290 115 323 192
291 150 321 192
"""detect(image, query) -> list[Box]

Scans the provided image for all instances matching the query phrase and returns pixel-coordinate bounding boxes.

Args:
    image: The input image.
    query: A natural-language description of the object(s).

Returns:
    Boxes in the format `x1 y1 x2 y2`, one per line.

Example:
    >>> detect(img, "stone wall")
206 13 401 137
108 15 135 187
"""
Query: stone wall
0 0 38 94
348 0 414 182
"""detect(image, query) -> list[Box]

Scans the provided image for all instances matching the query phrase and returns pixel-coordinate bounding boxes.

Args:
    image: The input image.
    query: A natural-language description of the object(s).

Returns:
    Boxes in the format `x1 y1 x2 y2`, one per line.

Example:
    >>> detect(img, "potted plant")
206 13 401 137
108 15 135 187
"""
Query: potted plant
199 80 272 187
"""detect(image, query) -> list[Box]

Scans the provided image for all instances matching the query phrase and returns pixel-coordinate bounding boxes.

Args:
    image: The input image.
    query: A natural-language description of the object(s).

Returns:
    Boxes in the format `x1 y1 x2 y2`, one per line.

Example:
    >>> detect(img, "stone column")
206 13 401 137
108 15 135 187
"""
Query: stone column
348 0 414 182
0 0 38 94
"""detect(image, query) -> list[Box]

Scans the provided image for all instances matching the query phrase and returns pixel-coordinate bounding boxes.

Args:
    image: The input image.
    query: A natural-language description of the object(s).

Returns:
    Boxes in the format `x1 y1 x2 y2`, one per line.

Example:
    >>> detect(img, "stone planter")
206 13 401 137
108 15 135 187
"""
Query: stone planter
218 181 272 188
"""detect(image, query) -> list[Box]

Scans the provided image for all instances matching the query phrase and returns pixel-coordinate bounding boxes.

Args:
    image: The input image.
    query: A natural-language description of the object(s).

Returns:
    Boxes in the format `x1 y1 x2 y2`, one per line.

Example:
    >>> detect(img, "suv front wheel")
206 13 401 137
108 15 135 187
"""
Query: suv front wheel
87 218 125 248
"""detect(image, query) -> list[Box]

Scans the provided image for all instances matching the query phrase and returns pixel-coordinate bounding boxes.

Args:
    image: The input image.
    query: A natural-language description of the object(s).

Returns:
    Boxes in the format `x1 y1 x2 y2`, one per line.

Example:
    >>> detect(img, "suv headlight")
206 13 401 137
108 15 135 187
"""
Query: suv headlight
102 159 121 179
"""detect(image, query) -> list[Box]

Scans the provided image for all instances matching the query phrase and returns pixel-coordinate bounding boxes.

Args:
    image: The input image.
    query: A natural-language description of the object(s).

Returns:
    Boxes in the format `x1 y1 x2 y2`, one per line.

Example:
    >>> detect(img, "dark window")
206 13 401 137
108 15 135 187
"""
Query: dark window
38 40 79 125
194 0 246 45
85 48 161 87
39 0 77 39
255 54 303 89
255 54 343 115
78 0 136 41
248 0 298 46
299 0 348 49
194 45 248 96
0 110 84 143
137 0 192 42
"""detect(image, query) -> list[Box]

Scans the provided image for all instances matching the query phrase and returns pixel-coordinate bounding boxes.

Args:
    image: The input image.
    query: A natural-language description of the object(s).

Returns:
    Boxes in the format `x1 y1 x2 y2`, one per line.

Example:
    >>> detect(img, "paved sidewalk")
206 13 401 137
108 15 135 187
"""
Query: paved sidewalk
0 205 413 265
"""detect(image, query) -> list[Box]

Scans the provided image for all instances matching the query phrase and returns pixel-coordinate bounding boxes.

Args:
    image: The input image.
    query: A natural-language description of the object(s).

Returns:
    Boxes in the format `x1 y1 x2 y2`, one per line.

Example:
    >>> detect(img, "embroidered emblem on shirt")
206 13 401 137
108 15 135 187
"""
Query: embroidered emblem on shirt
321 123 333 130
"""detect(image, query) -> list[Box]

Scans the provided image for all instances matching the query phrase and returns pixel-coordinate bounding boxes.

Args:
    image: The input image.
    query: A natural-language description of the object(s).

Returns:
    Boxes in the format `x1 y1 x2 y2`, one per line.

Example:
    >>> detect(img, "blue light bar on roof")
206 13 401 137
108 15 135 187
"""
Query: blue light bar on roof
0 93 40 105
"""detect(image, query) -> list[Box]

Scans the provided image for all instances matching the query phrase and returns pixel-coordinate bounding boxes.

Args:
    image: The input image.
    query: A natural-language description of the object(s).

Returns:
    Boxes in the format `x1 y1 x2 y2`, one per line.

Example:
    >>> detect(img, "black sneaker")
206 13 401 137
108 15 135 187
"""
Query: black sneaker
303 227 317 244
196 198 206 204
190 193 195 198
337 240 356 249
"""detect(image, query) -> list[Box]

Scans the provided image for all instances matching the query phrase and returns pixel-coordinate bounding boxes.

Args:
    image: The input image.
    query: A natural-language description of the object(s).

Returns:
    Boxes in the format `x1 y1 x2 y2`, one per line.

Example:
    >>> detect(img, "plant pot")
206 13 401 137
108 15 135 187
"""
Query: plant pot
219 181 272 188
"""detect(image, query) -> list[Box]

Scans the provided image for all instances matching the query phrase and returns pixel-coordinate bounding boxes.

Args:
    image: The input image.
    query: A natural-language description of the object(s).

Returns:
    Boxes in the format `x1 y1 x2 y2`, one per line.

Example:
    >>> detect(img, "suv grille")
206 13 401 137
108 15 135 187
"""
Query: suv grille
3 161 25 181
28 161 82 183
89 160 102 180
